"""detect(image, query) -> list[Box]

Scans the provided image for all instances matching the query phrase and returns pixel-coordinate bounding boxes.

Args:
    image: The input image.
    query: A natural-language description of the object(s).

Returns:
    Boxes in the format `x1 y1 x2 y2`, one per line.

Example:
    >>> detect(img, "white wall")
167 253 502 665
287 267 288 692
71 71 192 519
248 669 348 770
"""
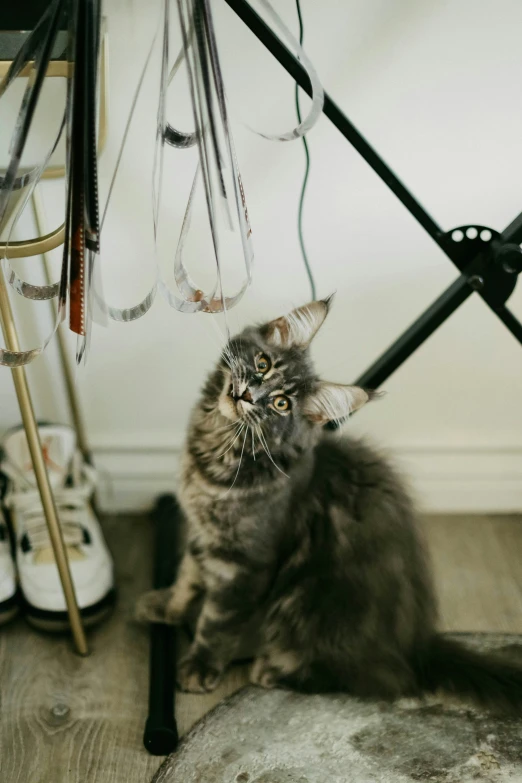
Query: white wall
1 0 522 512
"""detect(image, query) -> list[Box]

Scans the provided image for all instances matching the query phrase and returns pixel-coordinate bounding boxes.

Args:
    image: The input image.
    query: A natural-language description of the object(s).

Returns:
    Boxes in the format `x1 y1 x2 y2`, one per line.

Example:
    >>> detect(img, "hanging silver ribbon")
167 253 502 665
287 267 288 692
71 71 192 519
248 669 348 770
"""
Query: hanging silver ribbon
0 0 69 368
0 0 325 365
242 0 324 142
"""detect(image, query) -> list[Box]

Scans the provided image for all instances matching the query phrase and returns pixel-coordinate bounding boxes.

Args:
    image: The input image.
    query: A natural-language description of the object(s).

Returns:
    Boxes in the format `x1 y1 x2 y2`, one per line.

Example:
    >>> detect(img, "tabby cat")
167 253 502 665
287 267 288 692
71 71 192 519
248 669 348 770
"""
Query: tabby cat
137 298 522 711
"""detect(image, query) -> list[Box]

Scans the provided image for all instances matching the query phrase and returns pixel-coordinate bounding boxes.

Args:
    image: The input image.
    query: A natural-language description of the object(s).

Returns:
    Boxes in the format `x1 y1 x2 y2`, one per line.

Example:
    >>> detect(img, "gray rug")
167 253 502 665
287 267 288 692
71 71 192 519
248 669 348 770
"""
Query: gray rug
153 635 522 783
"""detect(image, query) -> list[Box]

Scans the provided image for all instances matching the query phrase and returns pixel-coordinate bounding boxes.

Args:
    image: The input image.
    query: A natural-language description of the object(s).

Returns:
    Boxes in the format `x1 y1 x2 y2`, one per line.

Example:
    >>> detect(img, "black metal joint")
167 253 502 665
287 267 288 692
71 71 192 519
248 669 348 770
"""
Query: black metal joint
494 243 522 276
442 225 520 309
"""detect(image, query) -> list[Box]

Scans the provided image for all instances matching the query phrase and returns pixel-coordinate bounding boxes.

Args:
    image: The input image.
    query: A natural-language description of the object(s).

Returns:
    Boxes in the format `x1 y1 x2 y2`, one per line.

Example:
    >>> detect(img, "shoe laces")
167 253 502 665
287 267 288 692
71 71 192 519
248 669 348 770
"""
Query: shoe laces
1 455 97 552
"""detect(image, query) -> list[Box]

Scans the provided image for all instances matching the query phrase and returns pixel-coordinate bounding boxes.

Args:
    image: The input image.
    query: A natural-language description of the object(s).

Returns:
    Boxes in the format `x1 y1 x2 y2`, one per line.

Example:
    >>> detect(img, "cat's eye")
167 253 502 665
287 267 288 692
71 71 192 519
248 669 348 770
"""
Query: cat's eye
273 395 290 412
256 354 271 374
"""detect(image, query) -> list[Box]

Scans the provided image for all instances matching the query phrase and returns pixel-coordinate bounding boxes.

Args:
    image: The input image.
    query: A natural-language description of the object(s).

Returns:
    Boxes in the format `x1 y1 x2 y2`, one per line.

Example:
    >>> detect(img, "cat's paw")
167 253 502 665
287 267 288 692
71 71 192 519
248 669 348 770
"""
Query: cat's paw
250 657 280 689
177 651 223 693
250 650 300 689
135 588 174 624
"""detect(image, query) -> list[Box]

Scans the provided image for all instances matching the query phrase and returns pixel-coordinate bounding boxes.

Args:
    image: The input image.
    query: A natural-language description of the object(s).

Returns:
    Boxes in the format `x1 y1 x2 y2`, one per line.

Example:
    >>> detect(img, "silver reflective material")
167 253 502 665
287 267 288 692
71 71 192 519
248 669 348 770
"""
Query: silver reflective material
0 0 68 368
167 0 254 316
0 0 324 367
243 0 324 142
4 114 65 301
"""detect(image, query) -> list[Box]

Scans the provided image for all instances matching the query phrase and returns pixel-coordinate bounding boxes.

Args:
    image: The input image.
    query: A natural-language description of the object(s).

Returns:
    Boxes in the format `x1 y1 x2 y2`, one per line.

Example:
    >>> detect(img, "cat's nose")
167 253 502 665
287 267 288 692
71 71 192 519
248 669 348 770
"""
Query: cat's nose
229 384 254 403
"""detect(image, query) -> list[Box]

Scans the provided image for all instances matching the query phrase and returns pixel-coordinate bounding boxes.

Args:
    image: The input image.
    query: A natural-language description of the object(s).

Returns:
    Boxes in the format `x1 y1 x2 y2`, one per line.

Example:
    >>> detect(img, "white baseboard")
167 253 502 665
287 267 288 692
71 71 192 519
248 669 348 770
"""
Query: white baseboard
393 447 522 514
93 445 180 514
92 442 522 514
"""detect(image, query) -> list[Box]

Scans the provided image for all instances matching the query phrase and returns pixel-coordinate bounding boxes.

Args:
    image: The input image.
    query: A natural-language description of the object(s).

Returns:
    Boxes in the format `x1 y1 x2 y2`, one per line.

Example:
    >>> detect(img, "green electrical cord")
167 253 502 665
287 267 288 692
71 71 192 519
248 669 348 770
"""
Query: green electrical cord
295 0 317 300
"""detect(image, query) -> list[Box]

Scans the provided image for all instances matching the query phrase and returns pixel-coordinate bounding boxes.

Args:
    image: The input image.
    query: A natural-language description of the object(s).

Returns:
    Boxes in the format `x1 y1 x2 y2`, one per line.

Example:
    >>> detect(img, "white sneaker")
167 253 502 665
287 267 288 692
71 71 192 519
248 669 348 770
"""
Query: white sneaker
0 508 18 625
1 424 115 630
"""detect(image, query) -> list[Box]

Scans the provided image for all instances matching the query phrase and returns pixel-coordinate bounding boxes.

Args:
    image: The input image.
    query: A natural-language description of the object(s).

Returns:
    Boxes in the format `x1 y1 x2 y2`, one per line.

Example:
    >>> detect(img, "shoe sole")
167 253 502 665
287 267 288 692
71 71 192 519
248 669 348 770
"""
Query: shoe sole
23 588 116 633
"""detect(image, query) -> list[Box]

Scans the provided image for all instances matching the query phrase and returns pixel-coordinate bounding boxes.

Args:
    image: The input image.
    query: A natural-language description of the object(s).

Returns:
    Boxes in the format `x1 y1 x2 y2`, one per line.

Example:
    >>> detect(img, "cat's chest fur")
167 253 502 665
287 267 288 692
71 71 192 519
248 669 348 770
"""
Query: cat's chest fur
178 446 288 555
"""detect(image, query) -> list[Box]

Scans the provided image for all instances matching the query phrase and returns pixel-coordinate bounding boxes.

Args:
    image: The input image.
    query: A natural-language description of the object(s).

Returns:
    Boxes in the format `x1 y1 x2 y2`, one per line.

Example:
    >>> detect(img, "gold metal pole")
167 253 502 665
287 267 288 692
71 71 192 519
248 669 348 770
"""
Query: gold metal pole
0 223 65 259
0 270 88 656
31 190 91 460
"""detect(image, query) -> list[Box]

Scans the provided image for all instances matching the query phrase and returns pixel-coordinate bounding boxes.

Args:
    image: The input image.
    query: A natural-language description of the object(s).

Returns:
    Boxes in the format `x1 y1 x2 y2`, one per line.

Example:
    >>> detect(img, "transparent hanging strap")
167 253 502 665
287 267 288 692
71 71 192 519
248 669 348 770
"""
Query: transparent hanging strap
148 0 210 314
92 5 201 322
82 0 255 325
0 0 60 231
202 0 253 285
0 260 62 366
164 19 197 149
0 0 64 228
93 26 160 323
239 0 324 142
0 0 69 368
164 124 197 149
161 0 253 315
4 113 66 301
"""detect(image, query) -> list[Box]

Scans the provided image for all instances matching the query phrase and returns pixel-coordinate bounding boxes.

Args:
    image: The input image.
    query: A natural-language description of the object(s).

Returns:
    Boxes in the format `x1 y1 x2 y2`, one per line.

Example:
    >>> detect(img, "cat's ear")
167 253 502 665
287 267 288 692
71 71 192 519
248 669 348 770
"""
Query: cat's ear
303 383 373 425
261 296 333 349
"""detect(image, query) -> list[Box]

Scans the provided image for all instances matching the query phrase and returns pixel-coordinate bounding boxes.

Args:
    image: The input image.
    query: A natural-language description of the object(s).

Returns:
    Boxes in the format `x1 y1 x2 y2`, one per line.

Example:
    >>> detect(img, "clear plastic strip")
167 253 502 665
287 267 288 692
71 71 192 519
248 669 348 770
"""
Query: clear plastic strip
5 113 66 300
164 23 197 149
241 0 324 142
0 0 68 368
93 27 160 323
167 0 253 314
0 0 63 227
93 6 201 321
79 0 253 324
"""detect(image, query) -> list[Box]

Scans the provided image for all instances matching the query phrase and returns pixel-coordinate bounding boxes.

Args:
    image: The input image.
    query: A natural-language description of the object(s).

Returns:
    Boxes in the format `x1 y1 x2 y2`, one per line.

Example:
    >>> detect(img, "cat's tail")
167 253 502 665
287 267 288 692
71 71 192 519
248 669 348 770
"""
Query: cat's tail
416 634 522 713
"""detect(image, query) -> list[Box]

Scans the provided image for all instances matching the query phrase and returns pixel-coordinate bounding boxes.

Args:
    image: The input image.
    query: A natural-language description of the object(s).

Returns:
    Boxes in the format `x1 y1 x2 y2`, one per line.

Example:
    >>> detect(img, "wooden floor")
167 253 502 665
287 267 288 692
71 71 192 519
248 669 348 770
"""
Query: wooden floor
1 513 522 783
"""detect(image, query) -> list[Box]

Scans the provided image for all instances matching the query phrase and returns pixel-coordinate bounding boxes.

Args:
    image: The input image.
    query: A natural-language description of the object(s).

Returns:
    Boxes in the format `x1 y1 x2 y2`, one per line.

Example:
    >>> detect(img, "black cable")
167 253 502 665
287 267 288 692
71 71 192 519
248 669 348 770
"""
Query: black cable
294 0 316 301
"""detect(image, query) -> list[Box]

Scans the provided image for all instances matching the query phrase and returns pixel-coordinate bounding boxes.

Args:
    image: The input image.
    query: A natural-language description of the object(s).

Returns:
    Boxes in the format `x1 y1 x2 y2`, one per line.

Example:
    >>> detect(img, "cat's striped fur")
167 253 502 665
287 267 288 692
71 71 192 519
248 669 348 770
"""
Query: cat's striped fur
137 299 522 712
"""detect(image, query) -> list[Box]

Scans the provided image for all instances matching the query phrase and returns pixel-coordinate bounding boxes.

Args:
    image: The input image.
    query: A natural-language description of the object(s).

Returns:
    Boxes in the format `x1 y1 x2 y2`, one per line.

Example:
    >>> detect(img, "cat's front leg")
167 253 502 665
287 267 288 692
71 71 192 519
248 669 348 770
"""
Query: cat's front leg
177 554 267 693
135 551 202 624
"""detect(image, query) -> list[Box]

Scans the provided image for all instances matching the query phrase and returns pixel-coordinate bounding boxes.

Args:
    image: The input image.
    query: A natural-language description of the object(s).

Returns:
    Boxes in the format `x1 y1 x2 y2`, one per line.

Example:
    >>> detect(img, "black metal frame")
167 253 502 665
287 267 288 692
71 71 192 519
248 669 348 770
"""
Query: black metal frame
224 0 522 398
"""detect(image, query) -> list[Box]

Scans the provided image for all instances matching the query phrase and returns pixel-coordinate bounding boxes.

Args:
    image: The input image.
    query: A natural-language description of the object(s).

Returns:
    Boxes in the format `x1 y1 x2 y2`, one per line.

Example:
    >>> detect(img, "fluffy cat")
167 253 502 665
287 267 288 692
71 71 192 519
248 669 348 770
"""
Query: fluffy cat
137 298 522 711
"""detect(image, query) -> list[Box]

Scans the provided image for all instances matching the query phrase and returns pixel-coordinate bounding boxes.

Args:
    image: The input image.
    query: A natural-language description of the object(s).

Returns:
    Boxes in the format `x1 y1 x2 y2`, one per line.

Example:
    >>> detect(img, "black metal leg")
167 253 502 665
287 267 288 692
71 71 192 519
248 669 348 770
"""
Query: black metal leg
326 276 472 428
143 495 181 756
354 275 472 389
492 307 522 347
501 210 522 244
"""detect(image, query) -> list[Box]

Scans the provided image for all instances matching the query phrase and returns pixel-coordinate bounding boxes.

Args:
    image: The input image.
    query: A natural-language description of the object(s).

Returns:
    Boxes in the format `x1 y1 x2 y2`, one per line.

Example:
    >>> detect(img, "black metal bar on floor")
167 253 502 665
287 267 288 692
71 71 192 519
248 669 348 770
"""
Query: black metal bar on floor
143 494 181 756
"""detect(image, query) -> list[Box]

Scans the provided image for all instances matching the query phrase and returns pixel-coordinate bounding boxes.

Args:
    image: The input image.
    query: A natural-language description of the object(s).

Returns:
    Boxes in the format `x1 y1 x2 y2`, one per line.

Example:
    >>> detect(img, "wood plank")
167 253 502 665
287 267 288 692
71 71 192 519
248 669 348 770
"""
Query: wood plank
2 513 522 781
423 514 522 633
0 514 163 783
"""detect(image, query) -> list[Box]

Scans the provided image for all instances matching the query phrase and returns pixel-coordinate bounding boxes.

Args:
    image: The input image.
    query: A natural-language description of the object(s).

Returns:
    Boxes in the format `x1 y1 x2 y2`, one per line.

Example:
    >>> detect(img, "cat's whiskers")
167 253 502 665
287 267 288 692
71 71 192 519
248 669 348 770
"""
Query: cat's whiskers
221 342 238 371
205 315 240 373
224 427 248 496
216 423 245 458
213 418 243 432
220 351 233 371
204 318 233 366
226 343 240 369
255 424 289 479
